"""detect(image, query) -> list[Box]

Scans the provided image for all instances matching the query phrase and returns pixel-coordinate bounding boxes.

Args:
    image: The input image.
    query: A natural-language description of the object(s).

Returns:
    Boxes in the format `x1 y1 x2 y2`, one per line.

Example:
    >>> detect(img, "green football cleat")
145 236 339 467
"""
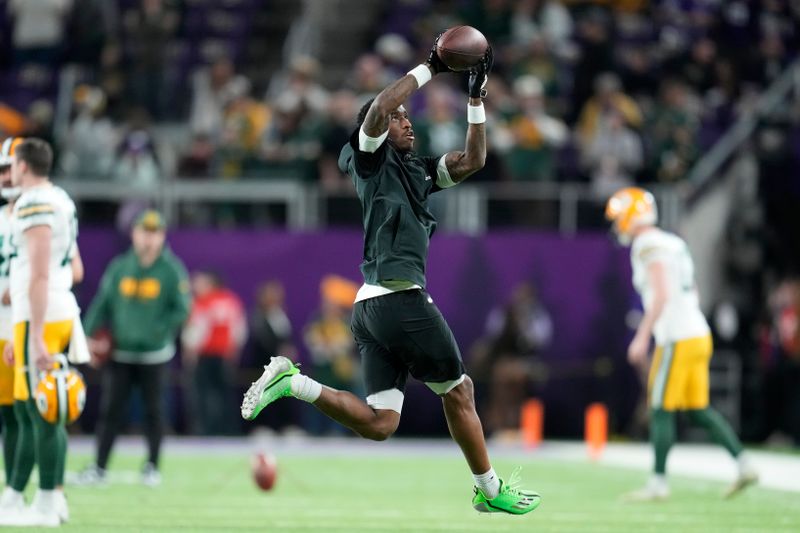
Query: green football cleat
241 356 300 420
472 467 541 515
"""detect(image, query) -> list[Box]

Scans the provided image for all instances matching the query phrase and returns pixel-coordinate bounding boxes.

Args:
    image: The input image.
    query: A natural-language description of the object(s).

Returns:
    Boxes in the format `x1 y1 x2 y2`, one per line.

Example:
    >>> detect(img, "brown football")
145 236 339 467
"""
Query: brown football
435 26 489 71
252 452 277 491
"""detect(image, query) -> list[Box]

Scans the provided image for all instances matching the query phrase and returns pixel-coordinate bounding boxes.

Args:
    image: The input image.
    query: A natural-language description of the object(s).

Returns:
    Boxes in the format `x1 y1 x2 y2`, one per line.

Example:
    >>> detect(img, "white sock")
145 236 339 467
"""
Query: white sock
35 489 56 512
650 474 667 489
290 373 322 403
473 467 501 499
737 452 753 475
0 487 24 507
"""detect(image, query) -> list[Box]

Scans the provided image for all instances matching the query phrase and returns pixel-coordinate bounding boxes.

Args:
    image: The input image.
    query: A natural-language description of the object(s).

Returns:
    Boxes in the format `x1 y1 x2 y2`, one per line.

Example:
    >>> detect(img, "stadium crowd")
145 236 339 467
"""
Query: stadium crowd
0 1 795 194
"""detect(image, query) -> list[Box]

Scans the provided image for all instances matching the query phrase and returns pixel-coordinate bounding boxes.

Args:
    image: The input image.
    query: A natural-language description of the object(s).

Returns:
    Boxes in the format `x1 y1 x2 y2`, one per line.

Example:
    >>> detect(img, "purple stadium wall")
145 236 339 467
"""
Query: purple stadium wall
75 229 641 438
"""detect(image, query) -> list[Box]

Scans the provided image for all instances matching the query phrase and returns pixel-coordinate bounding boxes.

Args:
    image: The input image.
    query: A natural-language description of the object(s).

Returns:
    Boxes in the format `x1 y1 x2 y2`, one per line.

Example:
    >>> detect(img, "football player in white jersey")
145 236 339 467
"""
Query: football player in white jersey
606 187 758 501
0 138 79 527
0 138 22 512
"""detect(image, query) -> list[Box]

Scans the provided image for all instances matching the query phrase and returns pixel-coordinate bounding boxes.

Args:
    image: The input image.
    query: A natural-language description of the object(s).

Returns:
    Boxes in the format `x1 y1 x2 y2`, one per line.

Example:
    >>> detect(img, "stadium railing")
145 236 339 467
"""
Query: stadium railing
59 179 683 234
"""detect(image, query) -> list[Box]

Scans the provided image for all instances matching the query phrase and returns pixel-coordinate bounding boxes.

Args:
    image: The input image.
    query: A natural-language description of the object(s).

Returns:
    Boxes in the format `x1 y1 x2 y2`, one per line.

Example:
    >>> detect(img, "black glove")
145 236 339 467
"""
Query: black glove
426 32 453 75
468 46 493 99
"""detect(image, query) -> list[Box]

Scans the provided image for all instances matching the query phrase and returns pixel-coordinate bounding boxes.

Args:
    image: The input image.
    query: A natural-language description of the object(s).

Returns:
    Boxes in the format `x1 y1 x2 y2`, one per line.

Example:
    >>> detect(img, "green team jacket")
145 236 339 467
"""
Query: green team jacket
83 247 192 364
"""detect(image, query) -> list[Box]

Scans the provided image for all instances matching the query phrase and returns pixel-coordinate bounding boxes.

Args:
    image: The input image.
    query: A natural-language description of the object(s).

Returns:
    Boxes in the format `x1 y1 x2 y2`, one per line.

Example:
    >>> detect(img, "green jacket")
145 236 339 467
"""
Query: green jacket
83 247 191 364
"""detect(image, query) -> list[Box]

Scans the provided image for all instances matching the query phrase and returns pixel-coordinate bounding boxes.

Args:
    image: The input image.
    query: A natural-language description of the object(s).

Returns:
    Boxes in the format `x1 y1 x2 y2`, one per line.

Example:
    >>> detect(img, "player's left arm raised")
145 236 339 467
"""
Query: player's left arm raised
444 47 493 183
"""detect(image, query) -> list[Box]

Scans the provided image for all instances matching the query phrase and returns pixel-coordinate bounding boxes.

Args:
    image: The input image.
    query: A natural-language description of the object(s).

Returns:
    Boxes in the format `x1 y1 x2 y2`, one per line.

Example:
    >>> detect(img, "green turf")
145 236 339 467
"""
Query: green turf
6 452 800 532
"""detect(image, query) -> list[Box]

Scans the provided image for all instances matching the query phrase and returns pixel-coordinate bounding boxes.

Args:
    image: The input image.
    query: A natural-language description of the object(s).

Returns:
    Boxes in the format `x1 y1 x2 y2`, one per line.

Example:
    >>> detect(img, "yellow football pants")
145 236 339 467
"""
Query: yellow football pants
0 339 12 405
649 334 713 411
13 320 73 401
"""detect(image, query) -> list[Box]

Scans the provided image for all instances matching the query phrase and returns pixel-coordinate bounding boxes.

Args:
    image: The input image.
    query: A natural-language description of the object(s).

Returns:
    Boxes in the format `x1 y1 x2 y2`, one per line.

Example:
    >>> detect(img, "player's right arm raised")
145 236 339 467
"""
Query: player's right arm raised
362 35 451 138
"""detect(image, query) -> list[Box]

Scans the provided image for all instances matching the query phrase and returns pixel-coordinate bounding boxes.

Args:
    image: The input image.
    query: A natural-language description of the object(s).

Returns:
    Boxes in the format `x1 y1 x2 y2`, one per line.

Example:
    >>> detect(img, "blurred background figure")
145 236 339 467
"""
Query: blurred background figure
189 56 251 138
123 0 179 120
59 85 117 180
8 0 71 66
249 281 294 369
761 279 800 445
497 75 568 182
470 282 552 436
80 210 190 486
182 270 247 436
111 108 161 187
246 280 297 432
302 276 360 436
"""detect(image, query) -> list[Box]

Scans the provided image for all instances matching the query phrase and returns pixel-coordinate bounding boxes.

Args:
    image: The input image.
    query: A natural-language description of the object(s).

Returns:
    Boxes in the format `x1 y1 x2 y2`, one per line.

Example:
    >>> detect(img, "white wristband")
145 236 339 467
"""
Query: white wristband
467 103 486 124
407 64 432 88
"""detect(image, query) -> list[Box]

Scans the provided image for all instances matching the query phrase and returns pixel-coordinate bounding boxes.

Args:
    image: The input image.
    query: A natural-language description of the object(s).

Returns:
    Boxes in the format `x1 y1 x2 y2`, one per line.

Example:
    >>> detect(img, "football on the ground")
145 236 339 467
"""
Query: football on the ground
252 452 277 491
435 26 489 71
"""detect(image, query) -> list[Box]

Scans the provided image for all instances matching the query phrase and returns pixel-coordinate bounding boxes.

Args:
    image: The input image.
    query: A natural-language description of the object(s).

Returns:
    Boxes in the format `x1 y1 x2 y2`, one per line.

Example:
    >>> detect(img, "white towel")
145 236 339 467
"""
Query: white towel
68 315 91 364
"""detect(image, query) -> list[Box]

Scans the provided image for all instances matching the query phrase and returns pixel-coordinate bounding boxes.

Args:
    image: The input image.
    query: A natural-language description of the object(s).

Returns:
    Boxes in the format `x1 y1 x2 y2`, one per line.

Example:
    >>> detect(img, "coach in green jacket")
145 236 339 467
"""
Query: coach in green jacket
79 209 191 487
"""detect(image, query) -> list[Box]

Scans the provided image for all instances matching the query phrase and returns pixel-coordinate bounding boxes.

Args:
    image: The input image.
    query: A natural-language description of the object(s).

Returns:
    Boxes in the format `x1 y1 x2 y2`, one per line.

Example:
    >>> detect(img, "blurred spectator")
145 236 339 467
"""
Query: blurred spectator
460 0 513 46
619 47 659 105
577 72 643 147
112 108 161 186
217 89 271 178
189 56 251 136
761 279 800 445
246 280 297 431
302 276 360 435
267 56 330 115
496 75 568 182
65 0 110 66
259 93 323 181
744 33 791 89
510 0 573 54
571 7 615 116
374 33 414 78
665 37 717 96
508 35 562 104
177 134 216 179
60 85 117 179
470 282 552 434
8 0 72 65
22 99 55 145
182 271 247 435
581 109 643 197
318 90 359 192
412 83 465 156
347 54 392 100
123 0 180 120
249 280 295 368
647 79 700 183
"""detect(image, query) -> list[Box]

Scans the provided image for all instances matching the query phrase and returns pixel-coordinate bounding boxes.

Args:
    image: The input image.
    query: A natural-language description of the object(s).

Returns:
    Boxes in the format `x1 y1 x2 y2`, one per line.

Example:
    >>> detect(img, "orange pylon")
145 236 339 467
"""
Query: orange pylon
520 399 544 449
585 402 608 460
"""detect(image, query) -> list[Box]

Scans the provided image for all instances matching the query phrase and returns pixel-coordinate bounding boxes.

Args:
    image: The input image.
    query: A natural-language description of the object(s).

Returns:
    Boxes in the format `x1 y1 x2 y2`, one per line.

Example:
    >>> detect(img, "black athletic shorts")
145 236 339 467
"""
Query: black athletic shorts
350 289 465 397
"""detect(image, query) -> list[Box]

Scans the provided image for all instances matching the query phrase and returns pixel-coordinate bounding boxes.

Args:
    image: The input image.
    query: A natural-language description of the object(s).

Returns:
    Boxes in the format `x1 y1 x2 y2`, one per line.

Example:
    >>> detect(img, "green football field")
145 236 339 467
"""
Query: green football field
6 447 799 532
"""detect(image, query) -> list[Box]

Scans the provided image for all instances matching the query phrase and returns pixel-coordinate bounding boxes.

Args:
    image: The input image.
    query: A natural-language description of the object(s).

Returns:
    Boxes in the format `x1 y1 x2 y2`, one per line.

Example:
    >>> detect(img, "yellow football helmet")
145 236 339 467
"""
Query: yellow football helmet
35 355 87 425
0 137 23 199
605 187 658 244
